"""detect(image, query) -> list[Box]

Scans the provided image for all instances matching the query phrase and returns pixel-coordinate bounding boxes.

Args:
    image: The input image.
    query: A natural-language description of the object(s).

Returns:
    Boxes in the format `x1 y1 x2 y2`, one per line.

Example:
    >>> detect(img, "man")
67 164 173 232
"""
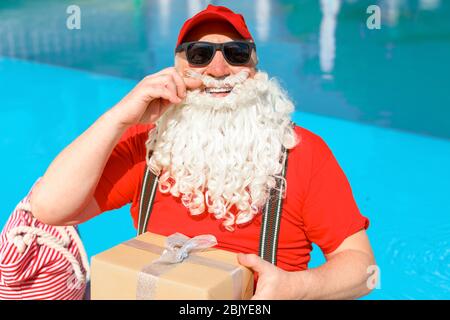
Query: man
30 5 376 299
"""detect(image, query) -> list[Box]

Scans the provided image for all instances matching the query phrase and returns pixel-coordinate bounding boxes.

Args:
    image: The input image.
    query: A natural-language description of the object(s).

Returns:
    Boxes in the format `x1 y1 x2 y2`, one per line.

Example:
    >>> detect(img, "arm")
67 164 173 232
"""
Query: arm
238 229 378 300
30 67 196 226
30 111 127 226
294 229 377 299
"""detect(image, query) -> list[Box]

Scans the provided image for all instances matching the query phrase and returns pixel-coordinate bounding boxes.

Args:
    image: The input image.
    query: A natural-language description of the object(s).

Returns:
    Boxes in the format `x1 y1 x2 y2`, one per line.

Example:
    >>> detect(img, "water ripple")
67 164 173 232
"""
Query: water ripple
384 223 450 299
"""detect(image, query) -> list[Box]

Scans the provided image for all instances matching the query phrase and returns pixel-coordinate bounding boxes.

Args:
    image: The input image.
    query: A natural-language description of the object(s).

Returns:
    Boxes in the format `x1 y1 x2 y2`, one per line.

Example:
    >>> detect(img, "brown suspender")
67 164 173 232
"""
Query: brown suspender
258 146 288 265
137 147 288 265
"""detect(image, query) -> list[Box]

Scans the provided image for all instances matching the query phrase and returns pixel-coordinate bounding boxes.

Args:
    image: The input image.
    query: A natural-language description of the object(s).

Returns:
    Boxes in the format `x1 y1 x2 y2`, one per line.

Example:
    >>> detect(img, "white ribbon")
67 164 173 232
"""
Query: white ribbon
154 232 218 264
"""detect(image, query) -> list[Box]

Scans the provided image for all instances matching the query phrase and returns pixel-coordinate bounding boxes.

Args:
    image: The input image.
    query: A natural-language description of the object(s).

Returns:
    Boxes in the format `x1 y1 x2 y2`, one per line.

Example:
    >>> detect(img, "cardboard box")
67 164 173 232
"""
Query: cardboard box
90 232 254 300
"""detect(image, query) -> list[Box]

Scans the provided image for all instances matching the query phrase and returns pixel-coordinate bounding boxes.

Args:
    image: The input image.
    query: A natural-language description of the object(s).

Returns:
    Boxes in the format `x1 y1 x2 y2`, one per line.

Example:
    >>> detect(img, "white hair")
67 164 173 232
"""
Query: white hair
145 71 299 231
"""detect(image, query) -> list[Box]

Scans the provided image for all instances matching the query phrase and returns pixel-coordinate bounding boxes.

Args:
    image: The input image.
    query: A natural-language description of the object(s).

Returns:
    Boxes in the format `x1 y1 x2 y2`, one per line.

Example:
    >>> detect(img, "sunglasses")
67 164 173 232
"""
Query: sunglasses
175 41 256 67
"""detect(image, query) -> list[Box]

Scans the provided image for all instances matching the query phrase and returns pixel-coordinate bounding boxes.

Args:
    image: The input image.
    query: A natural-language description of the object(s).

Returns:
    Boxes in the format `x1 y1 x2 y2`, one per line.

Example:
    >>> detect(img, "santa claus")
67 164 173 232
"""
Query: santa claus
31 5 376 300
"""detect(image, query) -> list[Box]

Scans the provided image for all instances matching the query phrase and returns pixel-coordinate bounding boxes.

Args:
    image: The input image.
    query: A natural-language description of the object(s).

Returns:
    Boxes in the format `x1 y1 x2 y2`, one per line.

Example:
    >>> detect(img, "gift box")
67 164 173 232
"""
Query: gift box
90 232 254 300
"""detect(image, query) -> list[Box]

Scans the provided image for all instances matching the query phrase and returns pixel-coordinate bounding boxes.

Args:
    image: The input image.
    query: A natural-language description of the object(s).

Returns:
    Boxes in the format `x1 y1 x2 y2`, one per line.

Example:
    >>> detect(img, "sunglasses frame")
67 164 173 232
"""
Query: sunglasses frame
175 40 256 67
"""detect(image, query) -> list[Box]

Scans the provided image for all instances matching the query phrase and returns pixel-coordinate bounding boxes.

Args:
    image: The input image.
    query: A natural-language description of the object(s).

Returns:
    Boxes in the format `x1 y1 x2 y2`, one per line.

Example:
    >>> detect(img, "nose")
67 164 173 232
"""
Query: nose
204 50 231 79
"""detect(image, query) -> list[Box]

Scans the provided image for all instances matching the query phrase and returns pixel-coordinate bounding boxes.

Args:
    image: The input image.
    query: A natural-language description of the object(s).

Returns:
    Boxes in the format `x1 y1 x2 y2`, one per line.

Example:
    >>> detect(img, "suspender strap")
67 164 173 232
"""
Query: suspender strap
137 167 158 236
137 147 289 266
258 146 288 265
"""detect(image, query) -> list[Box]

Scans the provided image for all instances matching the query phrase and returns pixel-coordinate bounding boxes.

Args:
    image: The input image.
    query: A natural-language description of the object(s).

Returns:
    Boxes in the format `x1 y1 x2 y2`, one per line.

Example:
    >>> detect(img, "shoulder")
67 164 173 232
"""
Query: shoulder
119 123 155 143
287 124 337 184
290 124 332 161
113 123 155 164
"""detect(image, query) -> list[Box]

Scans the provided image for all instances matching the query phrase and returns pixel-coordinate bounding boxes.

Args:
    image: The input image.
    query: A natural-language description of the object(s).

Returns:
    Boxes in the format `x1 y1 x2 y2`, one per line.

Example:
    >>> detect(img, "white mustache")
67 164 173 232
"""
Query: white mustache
185 69 250 88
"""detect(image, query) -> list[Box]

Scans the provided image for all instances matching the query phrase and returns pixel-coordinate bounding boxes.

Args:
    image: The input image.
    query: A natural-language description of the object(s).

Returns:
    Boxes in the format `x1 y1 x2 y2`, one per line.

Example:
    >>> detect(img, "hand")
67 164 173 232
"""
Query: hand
110 67 202 127
237 253 305 300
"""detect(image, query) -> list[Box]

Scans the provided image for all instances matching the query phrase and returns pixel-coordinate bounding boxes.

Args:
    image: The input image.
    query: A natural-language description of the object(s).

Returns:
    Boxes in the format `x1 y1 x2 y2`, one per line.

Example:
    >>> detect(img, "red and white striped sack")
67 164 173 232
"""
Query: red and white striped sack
0 181 90 300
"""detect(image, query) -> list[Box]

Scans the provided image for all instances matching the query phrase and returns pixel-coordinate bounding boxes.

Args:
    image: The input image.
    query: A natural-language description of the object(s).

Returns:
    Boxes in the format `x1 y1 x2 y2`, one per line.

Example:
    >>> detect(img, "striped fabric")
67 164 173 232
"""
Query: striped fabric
0 182 89 300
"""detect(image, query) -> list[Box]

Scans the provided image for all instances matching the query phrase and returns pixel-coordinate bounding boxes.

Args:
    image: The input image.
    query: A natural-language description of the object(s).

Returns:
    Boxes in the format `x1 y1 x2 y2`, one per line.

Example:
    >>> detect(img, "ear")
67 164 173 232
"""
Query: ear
251 52 259 66
174 52 187 71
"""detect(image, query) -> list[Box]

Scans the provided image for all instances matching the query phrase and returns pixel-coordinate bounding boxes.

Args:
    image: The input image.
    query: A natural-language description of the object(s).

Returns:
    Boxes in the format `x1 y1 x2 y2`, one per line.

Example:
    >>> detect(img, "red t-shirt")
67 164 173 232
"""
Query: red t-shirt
94 123 369 272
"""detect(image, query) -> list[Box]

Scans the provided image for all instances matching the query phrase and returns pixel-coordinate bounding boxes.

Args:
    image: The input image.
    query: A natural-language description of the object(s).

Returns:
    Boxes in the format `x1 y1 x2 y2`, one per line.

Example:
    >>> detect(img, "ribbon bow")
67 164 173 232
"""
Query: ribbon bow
154 233 218 264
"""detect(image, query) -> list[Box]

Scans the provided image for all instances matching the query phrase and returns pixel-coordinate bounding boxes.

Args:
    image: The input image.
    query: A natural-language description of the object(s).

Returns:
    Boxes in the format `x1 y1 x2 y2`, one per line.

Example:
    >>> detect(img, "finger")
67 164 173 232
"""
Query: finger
167 69 187 98
153 67 177 77
173 65 203 90
149 86 181 105
160 99 172 108
153 67 202 91
149 67 202 91
183 76 203 90
163 77 178 99
140 79 180 105
181 69 203 90
160 88 182 105
154 68 187 98
237 253 272 274
250 293 264 300
149 71 186 100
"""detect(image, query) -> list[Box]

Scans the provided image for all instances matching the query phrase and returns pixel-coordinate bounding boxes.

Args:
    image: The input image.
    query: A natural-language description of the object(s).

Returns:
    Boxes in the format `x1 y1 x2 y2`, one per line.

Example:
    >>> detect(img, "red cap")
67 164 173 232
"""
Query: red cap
176 5 254 48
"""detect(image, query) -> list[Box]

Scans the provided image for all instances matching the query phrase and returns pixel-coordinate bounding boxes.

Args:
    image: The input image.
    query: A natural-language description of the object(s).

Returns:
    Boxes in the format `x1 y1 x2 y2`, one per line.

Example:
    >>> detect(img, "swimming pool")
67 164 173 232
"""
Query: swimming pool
1 0 449 299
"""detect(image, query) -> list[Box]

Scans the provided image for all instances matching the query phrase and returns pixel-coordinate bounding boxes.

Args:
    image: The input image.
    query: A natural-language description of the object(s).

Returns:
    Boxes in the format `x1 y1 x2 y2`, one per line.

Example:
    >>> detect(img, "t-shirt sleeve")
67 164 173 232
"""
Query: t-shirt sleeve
94 124 152 213
302 135 370 255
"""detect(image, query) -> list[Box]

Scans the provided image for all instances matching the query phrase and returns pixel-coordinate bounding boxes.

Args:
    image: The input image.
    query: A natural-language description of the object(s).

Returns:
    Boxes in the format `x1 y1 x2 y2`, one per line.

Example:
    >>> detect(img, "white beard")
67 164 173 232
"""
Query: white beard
145 71 299 231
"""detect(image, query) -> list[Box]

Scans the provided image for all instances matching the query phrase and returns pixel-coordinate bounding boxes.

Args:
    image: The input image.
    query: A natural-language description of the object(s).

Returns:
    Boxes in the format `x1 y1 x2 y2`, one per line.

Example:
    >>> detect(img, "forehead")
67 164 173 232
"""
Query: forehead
183 21 244 43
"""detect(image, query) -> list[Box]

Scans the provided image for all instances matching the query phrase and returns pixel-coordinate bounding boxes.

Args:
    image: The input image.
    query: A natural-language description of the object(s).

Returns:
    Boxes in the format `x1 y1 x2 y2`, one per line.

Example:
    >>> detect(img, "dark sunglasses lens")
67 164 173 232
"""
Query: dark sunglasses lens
187 43 214 65
224 42 251 65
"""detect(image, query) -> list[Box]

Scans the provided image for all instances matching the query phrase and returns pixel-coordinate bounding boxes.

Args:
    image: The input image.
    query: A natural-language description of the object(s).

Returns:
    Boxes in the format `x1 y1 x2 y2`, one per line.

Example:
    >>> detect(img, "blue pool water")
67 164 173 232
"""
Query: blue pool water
1 0 449 299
